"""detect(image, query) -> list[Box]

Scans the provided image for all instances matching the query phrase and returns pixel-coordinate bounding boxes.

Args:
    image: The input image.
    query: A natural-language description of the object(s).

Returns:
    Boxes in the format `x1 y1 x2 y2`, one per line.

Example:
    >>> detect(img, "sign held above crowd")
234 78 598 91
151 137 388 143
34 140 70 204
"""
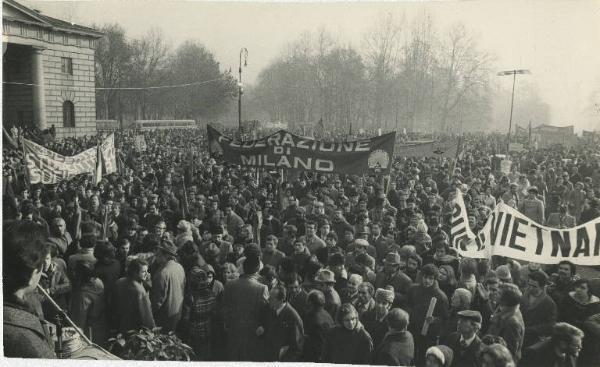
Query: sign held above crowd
451 190 600 266
207 125 395 175
23 134 117 185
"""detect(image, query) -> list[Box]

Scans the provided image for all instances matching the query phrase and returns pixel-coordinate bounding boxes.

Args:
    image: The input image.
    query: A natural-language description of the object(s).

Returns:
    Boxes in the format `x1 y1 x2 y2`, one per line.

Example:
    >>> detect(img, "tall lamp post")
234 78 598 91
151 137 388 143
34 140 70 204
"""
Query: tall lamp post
497 69 530 153
238 48 248 139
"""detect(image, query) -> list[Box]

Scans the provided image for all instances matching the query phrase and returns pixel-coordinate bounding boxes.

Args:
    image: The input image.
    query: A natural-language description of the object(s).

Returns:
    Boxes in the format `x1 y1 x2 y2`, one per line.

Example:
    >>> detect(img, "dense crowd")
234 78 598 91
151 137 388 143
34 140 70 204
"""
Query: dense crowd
3 126 600 366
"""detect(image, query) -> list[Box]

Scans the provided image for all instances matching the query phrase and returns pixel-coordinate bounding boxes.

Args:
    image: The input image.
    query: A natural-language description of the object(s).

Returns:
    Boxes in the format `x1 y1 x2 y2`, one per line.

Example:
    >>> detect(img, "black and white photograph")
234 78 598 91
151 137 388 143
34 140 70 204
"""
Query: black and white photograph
2 0 600 366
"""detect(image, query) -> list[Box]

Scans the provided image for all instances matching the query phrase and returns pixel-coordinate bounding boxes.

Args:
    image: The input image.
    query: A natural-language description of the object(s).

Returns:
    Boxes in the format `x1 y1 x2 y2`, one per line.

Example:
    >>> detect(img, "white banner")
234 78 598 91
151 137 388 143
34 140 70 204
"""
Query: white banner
24 134 117 184
451 191 600 265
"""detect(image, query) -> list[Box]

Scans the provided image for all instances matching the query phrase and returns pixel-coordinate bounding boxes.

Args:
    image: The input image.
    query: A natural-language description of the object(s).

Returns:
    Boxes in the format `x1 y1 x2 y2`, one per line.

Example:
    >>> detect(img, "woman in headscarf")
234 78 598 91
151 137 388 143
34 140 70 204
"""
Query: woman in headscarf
181 264 224 360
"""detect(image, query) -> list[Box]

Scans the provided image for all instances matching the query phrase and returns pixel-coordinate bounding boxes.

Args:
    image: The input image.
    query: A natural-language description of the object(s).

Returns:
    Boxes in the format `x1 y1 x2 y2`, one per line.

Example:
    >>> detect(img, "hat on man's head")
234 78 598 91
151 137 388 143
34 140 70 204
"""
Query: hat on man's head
315 269 336 284
157 240 178 257
354 239 370 248
528 186 538 194
374 288 395 304
383 252 401 265
457 310 482 325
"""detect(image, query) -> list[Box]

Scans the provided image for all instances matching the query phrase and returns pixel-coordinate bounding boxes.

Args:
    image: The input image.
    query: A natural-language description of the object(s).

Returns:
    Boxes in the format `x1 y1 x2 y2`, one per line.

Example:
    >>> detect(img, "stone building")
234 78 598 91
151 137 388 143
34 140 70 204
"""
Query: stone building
2 0 103 138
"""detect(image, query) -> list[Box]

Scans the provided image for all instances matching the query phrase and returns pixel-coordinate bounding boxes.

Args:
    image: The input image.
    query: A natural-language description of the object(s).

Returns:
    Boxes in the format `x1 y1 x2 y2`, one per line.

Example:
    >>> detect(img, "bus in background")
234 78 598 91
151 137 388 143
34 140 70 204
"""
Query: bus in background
133 120 198 130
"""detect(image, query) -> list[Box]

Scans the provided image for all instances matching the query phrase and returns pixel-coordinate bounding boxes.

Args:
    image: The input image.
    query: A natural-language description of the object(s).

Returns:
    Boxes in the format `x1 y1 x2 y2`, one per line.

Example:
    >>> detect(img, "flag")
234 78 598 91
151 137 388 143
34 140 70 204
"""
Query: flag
3 126 19 150
93 141 103 185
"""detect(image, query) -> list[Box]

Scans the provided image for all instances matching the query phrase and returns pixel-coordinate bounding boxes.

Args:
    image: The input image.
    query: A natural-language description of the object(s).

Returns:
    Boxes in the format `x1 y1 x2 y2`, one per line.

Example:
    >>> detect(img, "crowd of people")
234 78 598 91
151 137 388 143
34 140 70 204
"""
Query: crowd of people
3 125 600 366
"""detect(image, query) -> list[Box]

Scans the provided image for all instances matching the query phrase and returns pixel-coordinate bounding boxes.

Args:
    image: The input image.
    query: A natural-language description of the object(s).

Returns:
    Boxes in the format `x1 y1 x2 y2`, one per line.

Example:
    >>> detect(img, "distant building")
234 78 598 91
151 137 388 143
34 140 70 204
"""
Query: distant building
2 0 103 138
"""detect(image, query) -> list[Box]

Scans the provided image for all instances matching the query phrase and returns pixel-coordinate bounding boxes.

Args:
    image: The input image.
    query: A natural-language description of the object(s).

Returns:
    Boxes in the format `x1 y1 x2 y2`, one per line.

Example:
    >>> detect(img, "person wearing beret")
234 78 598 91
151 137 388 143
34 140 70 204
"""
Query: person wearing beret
443 310 483 367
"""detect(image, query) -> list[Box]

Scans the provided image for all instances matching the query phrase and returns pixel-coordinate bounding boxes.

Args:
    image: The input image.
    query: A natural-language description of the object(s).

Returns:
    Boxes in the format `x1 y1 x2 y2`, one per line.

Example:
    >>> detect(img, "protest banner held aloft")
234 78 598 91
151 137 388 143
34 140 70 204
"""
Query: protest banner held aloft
451 190 600 265
207 125 395 174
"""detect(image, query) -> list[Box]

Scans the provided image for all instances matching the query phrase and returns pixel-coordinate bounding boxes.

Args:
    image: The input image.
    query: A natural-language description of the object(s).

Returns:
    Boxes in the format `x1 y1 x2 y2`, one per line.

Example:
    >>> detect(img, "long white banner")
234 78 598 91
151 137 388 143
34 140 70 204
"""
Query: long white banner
24 134 117 184
450 191 600 265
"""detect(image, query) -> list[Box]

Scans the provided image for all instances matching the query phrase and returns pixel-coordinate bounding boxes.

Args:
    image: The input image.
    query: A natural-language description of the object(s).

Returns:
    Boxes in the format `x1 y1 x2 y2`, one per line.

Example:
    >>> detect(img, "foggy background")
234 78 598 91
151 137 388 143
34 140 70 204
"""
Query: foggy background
20 0 600 133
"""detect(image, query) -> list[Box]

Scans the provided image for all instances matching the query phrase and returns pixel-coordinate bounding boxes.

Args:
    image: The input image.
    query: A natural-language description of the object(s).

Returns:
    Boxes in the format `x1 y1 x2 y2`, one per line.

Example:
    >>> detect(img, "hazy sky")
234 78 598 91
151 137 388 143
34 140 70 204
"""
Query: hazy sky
20 0 600 131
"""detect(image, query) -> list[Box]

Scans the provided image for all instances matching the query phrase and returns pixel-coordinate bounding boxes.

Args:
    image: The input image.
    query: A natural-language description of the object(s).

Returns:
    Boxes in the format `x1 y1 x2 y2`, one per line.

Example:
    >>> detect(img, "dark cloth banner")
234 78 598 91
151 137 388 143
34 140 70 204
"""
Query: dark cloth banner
450 190 600 265
207 125 395 175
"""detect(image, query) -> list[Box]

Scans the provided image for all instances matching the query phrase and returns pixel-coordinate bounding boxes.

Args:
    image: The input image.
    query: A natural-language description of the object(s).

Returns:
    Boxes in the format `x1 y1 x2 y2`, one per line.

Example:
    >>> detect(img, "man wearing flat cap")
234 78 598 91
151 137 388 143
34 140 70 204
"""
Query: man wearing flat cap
519 186 545 224
150 239 185 333
443 310 483 367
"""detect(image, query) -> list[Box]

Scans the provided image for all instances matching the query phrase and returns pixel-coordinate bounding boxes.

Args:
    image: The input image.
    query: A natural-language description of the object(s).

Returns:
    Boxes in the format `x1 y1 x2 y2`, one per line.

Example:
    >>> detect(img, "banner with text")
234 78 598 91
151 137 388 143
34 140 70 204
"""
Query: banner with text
24 134 117 184
450 190 600 265
207 125 395 175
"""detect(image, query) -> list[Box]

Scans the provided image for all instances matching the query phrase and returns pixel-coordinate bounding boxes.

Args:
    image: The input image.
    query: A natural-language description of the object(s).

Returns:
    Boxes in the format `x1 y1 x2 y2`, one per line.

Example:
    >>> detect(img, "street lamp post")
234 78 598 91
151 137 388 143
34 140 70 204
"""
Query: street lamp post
238 48 248 139
497 69 530 153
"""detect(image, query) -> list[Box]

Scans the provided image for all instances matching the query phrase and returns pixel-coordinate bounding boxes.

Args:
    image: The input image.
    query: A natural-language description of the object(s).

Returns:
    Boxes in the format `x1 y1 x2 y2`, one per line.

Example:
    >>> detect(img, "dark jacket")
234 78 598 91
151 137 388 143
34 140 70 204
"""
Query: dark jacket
521 339 577 367
375 270 413 307
70 278 108 346
303 308 335 362
262 303 305 362
3 297 55 358
444 332 482 367
362 309 390 350
222 273 269 361
520 292 557 347
321 324 374 364
486 306 525 362
114 277 155 332
373 330 414 366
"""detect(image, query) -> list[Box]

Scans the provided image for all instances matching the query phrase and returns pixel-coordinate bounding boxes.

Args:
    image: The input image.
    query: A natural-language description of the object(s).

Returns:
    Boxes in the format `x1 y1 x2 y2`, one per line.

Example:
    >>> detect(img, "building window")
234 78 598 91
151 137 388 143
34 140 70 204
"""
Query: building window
63 101 75 127
61 57 73 75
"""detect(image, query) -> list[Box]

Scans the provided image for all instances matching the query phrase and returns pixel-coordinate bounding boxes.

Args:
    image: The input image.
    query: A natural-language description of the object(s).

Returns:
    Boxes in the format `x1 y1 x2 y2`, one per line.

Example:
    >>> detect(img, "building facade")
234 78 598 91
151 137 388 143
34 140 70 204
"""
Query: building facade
2 0 103 138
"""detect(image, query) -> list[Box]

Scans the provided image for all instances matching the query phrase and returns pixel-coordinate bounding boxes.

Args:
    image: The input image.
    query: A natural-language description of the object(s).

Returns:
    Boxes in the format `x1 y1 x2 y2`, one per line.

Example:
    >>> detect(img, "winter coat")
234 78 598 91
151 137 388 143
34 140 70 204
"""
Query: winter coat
486 306 525 362
114 277 156 332
262 303 305 362
375 270 413 308
443 332 482 367
3 296 55 358
373 330 415 366
406 284 449 340
303 308 335 362
70 278 108 346
321 324 374 364
520 291 557 347
150 259 186 333
222 273 269 361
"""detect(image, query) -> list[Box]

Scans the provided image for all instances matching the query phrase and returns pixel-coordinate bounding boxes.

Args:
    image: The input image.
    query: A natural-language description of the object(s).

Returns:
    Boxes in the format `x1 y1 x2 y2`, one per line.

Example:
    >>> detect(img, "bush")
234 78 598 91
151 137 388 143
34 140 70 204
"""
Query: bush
107 327 195 361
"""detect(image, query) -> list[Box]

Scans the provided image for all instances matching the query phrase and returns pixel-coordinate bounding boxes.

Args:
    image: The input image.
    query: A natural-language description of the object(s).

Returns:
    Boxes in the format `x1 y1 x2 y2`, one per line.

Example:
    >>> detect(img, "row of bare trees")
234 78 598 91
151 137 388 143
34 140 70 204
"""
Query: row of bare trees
94 24 237 123
251 14 498 133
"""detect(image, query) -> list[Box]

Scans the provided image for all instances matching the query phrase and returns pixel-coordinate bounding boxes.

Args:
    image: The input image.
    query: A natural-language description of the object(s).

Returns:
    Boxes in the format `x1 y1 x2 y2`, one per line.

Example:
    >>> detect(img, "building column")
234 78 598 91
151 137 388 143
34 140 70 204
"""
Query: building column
31 46 46 130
